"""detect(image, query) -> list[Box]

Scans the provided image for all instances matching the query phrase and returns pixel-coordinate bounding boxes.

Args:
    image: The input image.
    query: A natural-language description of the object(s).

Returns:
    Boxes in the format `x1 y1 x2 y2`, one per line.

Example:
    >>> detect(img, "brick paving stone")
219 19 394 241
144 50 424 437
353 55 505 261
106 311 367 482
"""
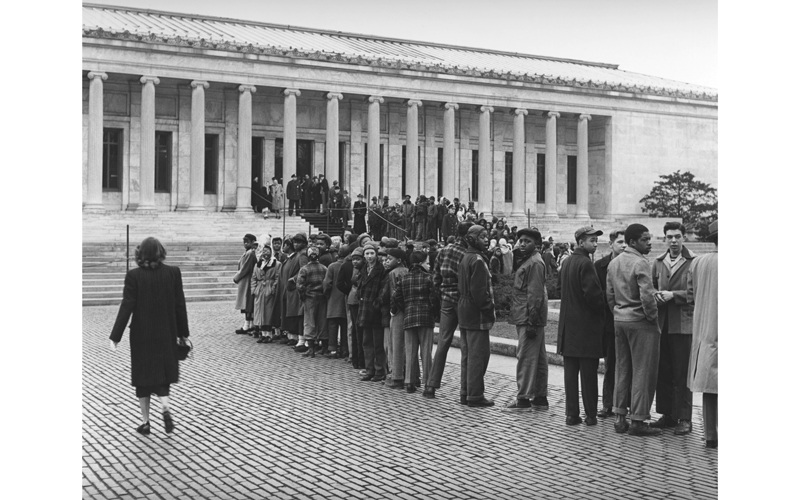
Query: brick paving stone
83 301 717 499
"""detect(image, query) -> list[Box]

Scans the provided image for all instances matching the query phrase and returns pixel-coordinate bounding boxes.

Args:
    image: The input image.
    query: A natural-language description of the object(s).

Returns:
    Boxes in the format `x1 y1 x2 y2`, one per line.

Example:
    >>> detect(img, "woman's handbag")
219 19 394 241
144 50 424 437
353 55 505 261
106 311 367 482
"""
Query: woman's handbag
176 338 193 361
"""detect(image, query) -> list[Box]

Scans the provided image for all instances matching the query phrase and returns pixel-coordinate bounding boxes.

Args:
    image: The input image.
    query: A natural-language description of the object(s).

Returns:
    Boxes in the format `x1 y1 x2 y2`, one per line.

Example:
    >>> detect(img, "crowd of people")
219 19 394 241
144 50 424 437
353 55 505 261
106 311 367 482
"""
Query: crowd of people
110 178 718 448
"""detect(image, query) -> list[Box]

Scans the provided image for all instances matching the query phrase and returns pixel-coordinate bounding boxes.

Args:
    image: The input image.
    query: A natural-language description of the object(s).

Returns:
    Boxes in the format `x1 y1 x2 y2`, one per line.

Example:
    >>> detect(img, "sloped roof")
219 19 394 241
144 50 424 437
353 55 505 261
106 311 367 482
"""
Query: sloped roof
82 3 717 102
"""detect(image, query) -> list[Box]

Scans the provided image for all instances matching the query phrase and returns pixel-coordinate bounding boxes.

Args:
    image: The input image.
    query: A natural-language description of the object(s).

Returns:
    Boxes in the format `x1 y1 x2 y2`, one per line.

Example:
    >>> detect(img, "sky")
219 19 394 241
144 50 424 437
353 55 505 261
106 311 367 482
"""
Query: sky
86 0 718 88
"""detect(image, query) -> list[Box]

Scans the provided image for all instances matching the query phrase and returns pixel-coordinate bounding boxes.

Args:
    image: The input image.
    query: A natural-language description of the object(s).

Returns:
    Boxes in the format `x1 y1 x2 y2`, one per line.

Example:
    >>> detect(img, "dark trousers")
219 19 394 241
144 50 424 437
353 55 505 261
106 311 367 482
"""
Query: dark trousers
428 300 458 389
703 393 718 441
349 305 365 369
656 332 694 421
327 317 347 354
288 199 299 216
460 329 490 401
362 327 387 378
602 329 616 409
563 356 600 418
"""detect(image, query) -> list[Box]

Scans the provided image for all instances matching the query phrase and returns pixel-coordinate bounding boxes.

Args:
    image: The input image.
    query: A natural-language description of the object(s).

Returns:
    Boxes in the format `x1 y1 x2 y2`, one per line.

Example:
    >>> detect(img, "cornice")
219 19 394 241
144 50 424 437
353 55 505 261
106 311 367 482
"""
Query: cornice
82 29 717 103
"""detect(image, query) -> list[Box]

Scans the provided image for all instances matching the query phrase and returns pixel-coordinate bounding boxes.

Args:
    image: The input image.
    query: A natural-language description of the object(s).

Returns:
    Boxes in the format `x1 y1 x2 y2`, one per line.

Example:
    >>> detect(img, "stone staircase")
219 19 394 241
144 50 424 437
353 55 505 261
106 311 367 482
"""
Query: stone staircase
82 211 321 306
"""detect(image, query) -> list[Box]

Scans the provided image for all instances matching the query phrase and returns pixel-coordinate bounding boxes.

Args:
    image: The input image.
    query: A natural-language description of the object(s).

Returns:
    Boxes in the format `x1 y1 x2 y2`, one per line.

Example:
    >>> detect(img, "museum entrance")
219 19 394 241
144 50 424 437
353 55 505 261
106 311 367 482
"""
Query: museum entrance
274 138 313 183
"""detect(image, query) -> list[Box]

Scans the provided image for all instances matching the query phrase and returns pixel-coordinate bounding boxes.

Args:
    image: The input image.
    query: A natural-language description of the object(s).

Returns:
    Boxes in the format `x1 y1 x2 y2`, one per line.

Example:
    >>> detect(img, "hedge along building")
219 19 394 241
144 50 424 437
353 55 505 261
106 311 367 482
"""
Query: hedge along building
82 3 717 225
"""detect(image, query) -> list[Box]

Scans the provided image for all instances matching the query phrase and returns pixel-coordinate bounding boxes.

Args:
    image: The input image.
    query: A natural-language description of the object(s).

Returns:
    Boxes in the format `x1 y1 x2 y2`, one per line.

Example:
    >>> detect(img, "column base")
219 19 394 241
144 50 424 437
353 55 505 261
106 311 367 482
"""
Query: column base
233 206 256 214
183 205 207 212
542 213 559 219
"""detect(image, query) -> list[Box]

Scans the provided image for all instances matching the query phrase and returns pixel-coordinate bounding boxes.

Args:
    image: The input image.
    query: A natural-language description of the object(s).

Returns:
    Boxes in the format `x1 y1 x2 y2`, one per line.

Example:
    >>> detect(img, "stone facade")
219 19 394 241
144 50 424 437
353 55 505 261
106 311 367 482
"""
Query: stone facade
82 7 717 221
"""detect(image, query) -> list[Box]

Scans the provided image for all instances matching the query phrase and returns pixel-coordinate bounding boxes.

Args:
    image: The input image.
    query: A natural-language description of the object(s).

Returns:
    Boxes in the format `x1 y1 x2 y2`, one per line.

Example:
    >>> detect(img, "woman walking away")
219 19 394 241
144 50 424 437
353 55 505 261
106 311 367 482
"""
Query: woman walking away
110 237 190 435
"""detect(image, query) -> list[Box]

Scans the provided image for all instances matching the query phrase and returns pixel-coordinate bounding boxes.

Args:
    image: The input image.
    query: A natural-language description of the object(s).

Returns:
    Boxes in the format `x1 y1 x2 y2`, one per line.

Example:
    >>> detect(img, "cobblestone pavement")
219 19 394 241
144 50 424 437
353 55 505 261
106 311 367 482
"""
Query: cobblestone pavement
83 301 717 500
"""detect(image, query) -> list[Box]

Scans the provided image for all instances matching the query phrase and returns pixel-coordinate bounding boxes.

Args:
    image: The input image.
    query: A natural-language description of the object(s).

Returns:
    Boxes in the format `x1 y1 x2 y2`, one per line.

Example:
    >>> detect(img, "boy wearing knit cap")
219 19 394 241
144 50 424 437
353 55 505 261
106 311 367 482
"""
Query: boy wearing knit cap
457 224 495 407
234 234 258 334
381 247 410 389
296 245 328 358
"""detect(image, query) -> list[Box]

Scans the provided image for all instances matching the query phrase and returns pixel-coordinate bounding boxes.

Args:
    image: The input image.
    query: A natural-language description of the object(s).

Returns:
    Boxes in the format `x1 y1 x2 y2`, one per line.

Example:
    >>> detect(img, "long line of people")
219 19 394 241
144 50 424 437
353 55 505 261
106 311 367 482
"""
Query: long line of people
231 218 718 448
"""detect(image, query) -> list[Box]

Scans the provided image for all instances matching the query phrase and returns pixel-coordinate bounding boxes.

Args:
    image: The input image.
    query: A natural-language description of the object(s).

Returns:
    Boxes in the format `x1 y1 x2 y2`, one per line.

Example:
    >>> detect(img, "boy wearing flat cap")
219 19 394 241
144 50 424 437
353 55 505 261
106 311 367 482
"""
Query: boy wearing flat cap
504 228 549 412
234 234 258 334
556 226 607 426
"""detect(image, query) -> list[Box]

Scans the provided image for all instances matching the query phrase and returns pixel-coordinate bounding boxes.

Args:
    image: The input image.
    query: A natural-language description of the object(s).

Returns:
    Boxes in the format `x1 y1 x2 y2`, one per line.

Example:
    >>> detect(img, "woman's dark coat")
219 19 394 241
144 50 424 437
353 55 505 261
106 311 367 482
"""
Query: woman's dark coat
556 247 607 358
357 261 385 328
353 200 367 234
110 265 190 388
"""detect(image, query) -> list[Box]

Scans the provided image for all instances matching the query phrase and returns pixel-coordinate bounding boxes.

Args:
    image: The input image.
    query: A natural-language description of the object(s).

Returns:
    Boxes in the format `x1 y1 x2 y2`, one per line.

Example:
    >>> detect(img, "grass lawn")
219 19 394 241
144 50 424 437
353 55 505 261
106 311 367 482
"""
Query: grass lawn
487 319 559 345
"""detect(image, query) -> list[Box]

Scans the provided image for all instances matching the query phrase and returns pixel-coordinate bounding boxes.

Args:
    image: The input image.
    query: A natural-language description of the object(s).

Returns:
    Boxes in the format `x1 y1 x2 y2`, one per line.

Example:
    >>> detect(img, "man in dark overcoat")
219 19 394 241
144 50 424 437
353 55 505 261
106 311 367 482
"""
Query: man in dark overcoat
352 194 367 234
302 174 314 213
556 226 607 426
278 233 309 348
286 174 301 216
319 174 330 214
401 195 414 237
234 234 258 334
357 243 387 381
594 228 627 418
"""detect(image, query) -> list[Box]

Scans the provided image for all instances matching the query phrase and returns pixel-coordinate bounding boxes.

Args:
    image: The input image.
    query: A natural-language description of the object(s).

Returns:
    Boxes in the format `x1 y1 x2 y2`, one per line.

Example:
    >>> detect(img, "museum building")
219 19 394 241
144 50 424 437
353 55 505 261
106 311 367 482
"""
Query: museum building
82 3 718 223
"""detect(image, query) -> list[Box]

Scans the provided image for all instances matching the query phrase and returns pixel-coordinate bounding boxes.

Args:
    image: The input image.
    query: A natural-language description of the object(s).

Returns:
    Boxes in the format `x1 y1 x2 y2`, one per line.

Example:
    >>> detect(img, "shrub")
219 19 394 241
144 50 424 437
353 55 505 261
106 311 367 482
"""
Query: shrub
546 273 559 299
493 273 515 317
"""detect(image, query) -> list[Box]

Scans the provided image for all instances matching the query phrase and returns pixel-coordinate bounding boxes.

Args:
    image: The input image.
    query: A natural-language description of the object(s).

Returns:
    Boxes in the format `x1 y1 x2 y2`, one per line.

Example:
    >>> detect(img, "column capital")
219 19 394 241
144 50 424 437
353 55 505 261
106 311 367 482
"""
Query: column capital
190 80 210 90
547 111 561 119
139 75 160 85
480 105 494 114
283 88 301 97
514 108 529 116
406 99 423 108
87 71 108 81
443 102 459 111
238 84 257 93
368 95 384 104
326 92 343 101
579 113 592 121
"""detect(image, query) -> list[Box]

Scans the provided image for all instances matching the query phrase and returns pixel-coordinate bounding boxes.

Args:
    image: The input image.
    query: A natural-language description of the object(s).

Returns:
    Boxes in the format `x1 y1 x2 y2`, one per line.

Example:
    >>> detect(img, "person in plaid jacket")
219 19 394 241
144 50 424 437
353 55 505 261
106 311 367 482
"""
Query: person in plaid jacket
296 246 328 358
392 251 438 393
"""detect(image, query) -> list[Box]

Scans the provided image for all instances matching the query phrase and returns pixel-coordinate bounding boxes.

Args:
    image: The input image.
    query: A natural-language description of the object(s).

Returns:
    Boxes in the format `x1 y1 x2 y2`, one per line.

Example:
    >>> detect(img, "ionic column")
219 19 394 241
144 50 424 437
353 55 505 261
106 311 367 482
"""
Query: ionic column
85 71 108 211
478 105 494 215
236 85 257 213
443 102 459 200
512 108 528 217
283 89 301 181
187 80 209 211
577 114 592 218
543 111 560 218
406 100 422 199
367 95 384 199
326 93 343 179
138 76 160 211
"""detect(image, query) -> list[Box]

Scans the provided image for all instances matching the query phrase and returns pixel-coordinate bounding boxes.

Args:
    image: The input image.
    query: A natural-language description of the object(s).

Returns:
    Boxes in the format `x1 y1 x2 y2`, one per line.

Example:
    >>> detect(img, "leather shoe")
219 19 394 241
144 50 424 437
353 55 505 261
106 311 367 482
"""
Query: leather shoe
705 439 718 449
360 374 374 381
597 408 614 418
467 397 494 408
136 422 151 435
628 420 662 436
460 395 468 405
585 416 598 426
294 345 309 353
650 415 677 428
235 328 249 335
674 420 692 435
614 417 630 434
406 384 417 393
531 396 549 408
566 416 583 426
371 375 386 382
163 411 174 433
422 387 435 399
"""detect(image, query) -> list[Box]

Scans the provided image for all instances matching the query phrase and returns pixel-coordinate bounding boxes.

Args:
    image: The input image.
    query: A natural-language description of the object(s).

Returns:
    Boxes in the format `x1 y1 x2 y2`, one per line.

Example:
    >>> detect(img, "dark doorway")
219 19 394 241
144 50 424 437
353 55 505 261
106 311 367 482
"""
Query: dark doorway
275 138 314 183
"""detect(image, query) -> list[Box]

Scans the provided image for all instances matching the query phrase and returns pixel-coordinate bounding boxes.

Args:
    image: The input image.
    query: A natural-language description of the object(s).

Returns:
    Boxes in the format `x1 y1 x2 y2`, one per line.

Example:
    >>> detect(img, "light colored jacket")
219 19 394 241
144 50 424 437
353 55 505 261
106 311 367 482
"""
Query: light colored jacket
686 252 718 394
606 247 659 325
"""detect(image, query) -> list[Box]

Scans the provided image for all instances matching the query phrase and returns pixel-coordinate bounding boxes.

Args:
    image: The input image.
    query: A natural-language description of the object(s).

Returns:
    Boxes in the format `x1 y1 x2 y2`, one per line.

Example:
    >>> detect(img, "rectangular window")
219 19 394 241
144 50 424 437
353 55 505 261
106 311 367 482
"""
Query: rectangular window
401 146 407 197
102 128 122 191
338 141 346 189
471 150 479 201
437 147 443 199
154 131 171 193
536 153 546 203
274 138 284 184
567 155 577 205
250 137 262 190
204 134 219 194
505 152 513 202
